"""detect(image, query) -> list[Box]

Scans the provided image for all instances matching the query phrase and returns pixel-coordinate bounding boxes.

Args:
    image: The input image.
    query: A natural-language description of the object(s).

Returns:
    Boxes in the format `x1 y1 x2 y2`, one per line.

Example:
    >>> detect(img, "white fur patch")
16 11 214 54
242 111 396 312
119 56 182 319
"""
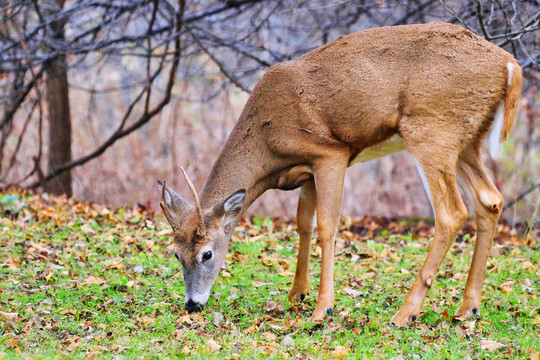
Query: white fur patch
507 62 514 86
414 158 434 217
188 292 210 306
349 135 406 165
488 103 504 159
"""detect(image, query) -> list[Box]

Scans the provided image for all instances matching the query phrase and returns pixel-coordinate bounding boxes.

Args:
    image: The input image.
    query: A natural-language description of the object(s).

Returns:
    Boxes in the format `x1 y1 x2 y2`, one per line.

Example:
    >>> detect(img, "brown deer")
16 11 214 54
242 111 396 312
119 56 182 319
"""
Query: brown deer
158 21 521 326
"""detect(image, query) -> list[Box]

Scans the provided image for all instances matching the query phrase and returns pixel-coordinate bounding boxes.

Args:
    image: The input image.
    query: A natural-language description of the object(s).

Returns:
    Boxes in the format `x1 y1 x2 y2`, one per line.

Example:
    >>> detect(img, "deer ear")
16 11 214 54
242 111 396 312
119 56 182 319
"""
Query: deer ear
157 180 191 214
222 189 245 222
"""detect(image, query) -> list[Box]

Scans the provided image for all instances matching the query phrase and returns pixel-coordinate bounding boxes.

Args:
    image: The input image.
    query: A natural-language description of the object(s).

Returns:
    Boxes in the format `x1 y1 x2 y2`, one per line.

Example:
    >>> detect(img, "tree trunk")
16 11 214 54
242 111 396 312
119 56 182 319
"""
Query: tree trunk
43 0 72 196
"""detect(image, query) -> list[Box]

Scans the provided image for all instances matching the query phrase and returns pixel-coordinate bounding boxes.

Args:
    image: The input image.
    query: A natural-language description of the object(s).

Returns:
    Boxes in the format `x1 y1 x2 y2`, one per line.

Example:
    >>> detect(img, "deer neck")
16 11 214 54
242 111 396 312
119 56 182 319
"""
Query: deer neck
199 121 275 213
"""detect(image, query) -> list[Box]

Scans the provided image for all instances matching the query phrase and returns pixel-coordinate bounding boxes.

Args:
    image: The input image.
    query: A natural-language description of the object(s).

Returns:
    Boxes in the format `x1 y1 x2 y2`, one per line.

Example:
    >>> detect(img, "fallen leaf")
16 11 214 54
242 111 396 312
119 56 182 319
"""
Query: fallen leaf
60 309 77 315
207 339 221 352
265 301 277 312
141 316 155 325
278 270 294 277
177 315 192 325
500 281 514 294
530 347 539 360
332 346 349 360
80 224 95 234
213 312 224 327
480 339 506 351
109 344 125 352
522 261 536 271
65 337 80 352
360 272 376 280
82 276 105 286
343 288 362 297
282 334 294 346
246 324 258 334
0 311 18 322
262 331 277 342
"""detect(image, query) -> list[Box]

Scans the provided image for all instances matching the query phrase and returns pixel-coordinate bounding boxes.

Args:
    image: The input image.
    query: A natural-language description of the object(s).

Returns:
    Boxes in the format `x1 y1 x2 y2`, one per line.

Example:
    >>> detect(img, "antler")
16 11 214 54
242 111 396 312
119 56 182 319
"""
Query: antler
160 179 178 232
181 167 207 236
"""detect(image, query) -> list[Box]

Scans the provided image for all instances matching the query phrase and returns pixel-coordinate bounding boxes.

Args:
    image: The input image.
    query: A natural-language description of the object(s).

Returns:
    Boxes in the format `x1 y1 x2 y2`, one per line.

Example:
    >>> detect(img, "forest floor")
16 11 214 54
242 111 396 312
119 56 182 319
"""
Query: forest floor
0 191 538 359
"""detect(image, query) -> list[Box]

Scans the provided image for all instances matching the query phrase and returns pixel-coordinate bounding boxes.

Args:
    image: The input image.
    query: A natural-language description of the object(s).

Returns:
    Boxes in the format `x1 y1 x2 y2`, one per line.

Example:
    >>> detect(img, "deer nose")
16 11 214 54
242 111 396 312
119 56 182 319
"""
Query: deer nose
185 299 203 313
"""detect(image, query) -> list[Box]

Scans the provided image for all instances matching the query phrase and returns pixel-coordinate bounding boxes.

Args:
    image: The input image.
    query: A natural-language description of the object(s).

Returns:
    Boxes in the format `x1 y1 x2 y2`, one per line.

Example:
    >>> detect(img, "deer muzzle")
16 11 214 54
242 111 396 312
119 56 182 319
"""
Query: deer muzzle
185 299 204 313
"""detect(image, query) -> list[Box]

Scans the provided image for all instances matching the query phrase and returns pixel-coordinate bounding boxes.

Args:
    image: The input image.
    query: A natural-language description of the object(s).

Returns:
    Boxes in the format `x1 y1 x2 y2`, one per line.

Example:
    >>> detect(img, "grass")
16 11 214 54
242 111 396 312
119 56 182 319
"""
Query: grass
0 192 539 359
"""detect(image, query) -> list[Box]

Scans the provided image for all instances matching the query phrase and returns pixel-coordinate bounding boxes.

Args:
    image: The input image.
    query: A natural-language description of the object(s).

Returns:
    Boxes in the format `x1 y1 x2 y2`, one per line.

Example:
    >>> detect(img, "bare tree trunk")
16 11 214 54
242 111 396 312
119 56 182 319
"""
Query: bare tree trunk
43 0 72 196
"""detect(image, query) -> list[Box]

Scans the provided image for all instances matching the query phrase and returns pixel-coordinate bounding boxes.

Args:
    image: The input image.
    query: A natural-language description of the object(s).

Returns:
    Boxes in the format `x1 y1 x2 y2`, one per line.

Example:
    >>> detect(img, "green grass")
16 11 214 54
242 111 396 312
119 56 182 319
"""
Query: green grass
0 193 538 359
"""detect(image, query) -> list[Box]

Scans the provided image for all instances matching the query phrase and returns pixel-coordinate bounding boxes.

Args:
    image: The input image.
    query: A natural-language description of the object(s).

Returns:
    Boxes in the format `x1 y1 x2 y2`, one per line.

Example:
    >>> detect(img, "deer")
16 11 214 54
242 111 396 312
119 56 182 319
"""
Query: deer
157 21 522 327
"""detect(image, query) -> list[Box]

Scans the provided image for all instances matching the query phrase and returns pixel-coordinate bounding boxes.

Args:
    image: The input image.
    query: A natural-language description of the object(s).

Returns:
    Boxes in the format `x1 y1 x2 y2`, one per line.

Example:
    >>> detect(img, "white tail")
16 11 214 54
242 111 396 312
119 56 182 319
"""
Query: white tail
158 21 522 325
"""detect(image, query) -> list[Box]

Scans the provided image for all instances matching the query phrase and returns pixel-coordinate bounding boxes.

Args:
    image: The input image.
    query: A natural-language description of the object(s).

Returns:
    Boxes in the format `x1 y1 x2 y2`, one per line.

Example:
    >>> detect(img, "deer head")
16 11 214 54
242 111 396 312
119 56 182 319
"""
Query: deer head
157 170 245 313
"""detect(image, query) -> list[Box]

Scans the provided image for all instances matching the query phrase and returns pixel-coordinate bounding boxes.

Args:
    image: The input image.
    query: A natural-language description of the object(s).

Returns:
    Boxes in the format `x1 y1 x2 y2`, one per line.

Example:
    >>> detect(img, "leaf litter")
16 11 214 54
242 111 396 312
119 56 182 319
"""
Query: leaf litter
0 189 538 358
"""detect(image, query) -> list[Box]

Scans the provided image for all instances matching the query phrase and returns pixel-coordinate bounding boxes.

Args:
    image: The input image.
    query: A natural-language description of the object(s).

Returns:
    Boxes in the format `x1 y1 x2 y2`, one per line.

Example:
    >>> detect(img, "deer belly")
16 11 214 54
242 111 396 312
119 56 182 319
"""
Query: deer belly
349 135 406 166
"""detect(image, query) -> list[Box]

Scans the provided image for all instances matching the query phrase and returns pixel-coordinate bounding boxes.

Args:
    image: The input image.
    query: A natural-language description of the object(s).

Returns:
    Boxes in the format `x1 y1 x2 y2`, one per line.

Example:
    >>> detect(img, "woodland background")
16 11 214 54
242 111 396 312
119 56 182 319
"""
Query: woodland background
1 0 539 221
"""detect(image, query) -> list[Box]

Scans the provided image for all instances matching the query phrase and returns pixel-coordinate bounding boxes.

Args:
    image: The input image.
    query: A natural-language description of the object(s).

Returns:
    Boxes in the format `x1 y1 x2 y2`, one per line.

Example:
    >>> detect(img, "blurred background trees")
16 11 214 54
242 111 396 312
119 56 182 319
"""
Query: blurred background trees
1 0 539 222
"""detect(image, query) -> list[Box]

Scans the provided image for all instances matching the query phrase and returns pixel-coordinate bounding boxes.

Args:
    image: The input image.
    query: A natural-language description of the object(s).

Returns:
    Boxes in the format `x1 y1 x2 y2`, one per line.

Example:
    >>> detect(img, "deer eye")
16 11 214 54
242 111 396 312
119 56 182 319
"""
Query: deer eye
202 251 212 263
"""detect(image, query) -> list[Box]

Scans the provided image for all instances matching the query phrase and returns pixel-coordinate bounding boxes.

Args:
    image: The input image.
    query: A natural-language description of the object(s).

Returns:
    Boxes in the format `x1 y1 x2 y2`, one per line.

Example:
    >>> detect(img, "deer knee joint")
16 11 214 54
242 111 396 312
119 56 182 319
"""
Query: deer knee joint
479 190 503 213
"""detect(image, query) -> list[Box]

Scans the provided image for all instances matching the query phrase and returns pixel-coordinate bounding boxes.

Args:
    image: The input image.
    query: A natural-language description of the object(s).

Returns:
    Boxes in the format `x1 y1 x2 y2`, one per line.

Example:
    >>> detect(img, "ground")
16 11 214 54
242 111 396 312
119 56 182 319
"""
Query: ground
0 191 538 359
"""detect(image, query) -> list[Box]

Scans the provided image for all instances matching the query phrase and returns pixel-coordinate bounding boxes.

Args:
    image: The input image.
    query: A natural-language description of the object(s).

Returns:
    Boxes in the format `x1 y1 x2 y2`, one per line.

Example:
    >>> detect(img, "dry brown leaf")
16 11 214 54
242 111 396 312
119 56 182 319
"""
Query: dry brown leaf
60 309 77 315
480 339 506 351
278 270 294 277
207 339 221 352
332 346 349 360
213 312 224 327
105 263 124 270
360 272 376 280
0 311 19 322
530 347 539 360
81 224 95 234
246 324 259 334
141 316 155 325
82 276 105 286
109 344 125 352
65 337 80 352
499 281 515 294
262 331 277 342
265 301 277 312
522 261 536 271
177 315 193 325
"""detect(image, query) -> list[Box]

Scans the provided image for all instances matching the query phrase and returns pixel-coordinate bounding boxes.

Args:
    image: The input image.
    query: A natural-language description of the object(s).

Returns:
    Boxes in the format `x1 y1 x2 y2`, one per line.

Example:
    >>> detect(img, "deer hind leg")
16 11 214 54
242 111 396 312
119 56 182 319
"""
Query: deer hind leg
454 144 503 320
311 156 348 321
391 151 468 327
289 180 316 303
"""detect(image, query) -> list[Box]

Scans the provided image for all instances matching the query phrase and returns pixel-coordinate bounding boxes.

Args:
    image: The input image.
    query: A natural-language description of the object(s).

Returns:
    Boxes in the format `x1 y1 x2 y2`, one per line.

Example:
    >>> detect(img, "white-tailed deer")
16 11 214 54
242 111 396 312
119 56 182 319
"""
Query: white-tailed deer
158 21 521 326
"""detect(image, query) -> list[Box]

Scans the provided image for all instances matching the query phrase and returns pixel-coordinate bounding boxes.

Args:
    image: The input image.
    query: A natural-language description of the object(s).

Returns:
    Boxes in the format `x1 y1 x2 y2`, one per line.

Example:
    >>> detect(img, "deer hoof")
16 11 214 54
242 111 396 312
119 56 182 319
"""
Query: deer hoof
391 310 418 328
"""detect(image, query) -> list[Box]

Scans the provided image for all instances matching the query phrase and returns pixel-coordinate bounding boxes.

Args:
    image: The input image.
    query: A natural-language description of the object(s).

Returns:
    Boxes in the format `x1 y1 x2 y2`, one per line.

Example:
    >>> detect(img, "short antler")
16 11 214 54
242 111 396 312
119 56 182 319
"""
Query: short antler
181 167 207 236
160 179 178 232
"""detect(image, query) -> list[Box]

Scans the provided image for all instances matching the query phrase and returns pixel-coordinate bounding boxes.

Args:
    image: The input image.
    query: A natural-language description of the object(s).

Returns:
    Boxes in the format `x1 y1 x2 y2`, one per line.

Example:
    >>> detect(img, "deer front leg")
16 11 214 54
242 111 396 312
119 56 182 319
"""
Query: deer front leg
289 181 316 302
391 165 467 327
311 158 347 321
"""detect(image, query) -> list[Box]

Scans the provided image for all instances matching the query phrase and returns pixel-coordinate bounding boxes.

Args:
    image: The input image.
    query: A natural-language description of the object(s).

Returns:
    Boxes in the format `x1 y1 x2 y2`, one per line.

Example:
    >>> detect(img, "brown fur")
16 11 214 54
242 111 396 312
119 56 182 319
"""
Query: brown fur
160 22 522 324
